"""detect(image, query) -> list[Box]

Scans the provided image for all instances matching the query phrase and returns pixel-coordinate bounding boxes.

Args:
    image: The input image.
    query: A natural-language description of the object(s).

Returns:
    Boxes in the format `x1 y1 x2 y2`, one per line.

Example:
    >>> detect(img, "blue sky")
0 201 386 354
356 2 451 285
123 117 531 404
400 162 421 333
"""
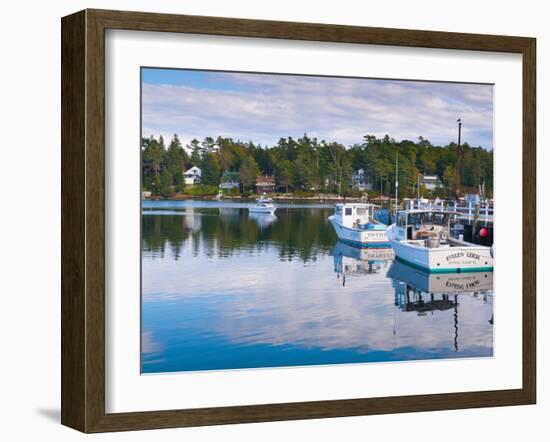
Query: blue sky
141 68 493 150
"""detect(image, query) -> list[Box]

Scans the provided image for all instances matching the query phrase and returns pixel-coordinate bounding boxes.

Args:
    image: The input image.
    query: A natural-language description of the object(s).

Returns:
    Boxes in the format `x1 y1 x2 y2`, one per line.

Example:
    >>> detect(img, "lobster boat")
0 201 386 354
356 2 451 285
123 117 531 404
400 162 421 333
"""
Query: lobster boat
386 209 493 273
328 203 389 248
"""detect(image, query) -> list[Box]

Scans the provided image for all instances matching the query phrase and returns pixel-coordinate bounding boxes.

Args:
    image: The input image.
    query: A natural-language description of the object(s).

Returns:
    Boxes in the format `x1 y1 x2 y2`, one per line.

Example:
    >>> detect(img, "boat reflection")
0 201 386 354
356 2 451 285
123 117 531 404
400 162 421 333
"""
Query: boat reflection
387 260 493 294
248 211 278 229
387 260 494 351
332 241 394 286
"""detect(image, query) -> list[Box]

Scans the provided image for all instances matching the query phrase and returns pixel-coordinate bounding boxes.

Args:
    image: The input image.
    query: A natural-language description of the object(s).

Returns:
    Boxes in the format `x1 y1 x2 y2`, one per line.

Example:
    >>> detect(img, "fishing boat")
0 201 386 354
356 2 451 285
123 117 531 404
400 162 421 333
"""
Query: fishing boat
386 209 493 273
249 196 276 214
328 203 389 248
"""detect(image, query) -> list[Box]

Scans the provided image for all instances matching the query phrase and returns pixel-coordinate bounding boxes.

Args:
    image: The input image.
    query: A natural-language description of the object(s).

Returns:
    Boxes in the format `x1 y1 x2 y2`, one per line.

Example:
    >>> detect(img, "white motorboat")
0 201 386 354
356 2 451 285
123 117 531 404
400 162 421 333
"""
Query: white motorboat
328 203 389 248
249 196 276 214
386 209 494 273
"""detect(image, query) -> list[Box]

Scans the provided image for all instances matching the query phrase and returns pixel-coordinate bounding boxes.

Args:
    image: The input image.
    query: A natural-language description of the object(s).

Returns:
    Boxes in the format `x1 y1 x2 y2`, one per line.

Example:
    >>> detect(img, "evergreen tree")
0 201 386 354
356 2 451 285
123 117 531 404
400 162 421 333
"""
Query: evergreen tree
201 152 222 185
188 139 202 166
166 134 188 187
239 157 260 192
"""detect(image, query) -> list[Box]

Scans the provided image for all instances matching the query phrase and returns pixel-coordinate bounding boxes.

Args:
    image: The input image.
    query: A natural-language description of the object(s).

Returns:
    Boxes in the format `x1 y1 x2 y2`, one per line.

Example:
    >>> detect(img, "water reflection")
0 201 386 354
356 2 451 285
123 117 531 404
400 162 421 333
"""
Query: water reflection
248 212 278 229
388 261 494 352
142 201 493 373
142 205 336 263
388 260 494 294
333 241 394 276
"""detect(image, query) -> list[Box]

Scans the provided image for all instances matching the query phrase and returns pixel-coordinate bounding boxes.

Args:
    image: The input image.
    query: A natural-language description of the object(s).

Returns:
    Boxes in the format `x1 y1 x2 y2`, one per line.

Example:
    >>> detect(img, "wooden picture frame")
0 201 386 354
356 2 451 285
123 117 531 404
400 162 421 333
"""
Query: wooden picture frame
61 8 536 433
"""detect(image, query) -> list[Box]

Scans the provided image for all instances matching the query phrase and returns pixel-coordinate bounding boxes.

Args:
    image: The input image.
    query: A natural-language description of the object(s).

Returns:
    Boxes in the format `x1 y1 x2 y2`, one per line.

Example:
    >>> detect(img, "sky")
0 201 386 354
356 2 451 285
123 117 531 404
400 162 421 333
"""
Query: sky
141 68 494 150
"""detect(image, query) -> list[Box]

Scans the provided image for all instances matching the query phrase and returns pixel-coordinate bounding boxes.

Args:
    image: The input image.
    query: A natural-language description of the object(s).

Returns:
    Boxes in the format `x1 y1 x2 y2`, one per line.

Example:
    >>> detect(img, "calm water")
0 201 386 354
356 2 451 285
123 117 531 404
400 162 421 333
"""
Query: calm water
141 200 494 374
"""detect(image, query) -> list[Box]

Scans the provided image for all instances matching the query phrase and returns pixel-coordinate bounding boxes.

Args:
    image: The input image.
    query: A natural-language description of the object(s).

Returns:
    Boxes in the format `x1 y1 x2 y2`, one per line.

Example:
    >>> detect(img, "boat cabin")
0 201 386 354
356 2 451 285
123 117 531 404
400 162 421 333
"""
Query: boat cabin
395 210 452 244
334 203 382 229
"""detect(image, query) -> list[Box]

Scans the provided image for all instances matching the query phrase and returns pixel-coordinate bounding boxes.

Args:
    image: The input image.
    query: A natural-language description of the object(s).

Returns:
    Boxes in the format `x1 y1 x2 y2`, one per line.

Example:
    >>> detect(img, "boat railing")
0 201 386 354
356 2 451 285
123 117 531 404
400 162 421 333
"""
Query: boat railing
405 199 493 223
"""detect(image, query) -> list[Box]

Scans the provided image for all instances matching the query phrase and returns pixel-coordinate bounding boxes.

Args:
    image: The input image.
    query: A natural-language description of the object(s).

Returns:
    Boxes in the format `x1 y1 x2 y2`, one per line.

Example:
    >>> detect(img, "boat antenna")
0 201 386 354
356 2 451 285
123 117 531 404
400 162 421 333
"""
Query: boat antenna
455 118 462 201
395 153 399 216
417 174 420 205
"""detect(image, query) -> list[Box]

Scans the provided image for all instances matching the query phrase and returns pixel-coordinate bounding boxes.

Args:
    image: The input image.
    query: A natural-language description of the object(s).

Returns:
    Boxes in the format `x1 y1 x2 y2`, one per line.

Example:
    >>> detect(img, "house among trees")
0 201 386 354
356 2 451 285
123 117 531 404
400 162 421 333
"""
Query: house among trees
421 174 442 191
219 171 240 191
255 175 276 193
183 166 202 186
352 168 373 192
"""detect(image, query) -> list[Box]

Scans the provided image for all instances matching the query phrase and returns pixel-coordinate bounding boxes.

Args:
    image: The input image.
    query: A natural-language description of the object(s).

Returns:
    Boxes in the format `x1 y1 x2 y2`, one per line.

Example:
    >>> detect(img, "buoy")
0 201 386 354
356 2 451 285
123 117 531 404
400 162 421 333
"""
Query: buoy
479 227 488 238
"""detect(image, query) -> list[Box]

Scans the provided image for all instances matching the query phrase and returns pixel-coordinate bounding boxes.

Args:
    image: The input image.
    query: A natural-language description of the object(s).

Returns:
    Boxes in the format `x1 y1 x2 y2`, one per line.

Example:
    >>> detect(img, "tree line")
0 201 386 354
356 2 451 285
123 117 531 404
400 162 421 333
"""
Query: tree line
141 133 493 198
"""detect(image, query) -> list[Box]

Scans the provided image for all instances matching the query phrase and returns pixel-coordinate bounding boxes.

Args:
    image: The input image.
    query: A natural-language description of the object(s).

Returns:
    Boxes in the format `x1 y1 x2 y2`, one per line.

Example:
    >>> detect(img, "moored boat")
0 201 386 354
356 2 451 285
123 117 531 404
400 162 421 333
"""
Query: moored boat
249 196 276 214
386 209 493 273
328 203 389 248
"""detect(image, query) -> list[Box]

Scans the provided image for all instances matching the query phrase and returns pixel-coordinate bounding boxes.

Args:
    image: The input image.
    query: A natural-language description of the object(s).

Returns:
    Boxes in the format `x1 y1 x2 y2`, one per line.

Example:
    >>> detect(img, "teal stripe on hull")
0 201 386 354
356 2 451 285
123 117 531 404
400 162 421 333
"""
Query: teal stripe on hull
338 238 391 249
394 255 494 274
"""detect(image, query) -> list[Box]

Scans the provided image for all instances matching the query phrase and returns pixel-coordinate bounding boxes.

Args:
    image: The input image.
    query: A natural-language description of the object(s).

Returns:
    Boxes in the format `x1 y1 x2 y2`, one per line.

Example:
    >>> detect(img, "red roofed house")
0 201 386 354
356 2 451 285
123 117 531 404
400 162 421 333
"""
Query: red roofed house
255 175 276 194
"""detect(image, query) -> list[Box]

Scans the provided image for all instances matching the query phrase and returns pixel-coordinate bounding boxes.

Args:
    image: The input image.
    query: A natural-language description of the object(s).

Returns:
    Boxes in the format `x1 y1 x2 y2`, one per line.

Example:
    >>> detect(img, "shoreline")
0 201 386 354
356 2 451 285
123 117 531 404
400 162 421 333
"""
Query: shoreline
143 193 393 203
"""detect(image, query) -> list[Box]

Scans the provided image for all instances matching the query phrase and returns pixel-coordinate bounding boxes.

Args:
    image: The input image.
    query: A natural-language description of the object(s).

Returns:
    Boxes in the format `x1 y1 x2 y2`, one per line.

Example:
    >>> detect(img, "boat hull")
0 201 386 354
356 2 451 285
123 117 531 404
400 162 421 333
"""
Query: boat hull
386 225 494 273
329 216 390 248
249 206 276 214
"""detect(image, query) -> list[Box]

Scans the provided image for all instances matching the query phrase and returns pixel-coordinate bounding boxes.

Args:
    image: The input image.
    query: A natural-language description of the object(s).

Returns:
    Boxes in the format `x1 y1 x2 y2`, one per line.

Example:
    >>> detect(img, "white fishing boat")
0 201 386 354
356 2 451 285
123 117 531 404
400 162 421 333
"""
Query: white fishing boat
249 196 276 214
328 203 389 248
386 209 494 273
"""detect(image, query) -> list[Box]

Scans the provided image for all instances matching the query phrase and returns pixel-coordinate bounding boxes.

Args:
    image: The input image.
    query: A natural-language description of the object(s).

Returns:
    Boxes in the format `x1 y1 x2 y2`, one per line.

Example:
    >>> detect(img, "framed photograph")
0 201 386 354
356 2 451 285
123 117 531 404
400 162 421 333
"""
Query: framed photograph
61 9 536 433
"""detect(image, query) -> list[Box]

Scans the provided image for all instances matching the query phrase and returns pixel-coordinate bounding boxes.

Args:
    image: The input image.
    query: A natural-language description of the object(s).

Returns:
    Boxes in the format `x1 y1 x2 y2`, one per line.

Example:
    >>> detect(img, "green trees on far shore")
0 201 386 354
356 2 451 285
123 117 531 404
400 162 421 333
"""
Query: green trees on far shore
141 133 494 198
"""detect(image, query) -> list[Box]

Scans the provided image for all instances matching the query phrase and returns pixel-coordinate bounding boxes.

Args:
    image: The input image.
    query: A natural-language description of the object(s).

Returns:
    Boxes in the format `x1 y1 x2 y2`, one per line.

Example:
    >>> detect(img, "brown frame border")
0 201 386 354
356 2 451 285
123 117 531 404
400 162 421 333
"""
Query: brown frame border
61 9 536 433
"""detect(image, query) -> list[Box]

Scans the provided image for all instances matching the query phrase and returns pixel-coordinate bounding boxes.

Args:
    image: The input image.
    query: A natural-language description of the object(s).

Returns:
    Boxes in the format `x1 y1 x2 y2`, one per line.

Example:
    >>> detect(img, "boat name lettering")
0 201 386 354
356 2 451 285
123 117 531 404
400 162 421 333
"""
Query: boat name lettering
445 282 465 290
446 252 464 261
445 280 481 290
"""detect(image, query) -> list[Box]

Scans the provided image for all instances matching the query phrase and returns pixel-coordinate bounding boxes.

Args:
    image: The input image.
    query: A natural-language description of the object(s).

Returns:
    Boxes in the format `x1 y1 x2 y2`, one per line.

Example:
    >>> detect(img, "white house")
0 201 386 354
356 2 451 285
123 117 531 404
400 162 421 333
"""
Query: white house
421 175 442 191
183 166 202 185
352 168 373 191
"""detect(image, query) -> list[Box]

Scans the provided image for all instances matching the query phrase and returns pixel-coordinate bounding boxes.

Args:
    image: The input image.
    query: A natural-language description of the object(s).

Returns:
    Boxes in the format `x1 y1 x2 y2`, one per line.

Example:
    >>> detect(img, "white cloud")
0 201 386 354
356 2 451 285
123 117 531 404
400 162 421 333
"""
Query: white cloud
142 72 493 149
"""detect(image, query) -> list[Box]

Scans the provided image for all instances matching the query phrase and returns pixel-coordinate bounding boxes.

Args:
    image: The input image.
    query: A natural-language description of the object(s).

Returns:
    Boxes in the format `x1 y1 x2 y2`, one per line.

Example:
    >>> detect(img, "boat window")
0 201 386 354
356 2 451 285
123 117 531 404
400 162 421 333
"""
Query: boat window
433 213 448 225
345 208 352 216
335 206 342 214
397 214 407 227
407 212 448 226
408 213 422 226
356 208 366 216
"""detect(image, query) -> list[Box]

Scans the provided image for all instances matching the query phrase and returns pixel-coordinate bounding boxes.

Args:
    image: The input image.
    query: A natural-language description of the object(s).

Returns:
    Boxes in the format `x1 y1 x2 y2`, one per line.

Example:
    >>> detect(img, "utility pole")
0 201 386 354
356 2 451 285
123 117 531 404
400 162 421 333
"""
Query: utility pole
455 118 462 200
